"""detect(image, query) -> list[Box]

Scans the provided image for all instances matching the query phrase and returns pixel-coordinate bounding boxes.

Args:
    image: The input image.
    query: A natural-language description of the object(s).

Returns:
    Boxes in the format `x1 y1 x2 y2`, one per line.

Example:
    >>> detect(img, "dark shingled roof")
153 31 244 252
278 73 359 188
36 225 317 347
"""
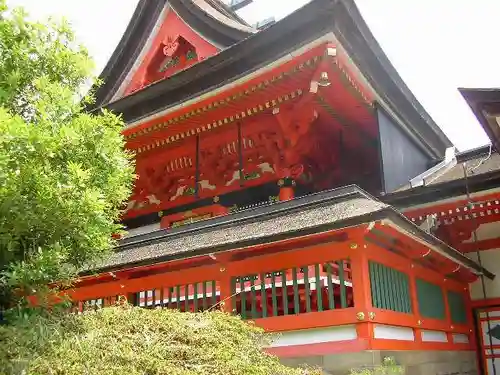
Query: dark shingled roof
100 187 386 270
87 186 493 279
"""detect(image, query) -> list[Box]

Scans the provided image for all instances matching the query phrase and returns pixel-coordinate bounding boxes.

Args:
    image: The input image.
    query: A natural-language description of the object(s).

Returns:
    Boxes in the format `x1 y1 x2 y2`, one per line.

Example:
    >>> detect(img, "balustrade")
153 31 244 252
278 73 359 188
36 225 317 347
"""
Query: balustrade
69 238 474 352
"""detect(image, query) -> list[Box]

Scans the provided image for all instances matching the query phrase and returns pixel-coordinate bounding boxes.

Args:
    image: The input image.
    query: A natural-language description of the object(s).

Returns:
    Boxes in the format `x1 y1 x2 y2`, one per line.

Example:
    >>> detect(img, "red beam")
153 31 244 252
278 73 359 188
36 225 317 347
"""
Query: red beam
369 223 477 284
405 191 500 221
458 238 500 253
255 308 356 332
122 43 327 138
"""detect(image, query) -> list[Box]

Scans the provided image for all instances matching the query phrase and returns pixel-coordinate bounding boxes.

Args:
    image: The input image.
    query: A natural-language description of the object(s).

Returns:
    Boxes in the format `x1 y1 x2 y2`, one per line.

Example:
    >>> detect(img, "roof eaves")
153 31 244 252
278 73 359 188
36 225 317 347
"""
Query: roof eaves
87 209 387 275
91 0 166 109
382 210 494 279
90 0 256 110
335 0 451 157
102 0 451 158
101 0 333 118
85 184 492 280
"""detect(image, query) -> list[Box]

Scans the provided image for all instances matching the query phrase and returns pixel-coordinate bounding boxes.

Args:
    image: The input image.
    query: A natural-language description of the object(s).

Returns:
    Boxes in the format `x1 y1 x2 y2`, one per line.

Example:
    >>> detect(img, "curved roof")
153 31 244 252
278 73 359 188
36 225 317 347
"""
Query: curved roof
193 0 255 33
83 185 492 280
92 0 256 108
90 0 452 159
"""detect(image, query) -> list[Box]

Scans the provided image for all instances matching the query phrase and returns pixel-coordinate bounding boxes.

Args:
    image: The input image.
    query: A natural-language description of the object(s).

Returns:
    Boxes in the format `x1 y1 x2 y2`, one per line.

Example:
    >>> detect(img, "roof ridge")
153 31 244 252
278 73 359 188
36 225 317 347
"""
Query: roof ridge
203 0 250 25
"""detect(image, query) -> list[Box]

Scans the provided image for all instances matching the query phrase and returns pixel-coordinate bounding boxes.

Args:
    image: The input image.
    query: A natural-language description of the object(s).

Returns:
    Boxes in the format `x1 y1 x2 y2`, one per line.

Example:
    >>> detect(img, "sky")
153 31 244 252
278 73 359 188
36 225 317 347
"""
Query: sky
7 0 500 151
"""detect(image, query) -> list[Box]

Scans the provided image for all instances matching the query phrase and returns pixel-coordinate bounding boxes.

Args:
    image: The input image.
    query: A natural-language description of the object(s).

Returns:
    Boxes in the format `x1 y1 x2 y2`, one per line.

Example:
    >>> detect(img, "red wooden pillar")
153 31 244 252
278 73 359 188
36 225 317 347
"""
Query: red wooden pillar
278 178 295 201
464 286 476 350
126 292 138 306
409 263 423 345
218 261 233 313
349 242 374 348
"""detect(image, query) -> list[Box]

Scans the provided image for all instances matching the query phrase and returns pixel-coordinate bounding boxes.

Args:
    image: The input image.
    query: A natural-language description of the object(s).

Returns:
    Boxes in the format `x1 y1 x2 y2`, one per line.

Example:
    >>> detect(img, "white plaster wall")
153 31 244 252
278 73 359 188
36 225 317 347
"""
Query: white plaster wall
373 324 415 341
270 325 358 348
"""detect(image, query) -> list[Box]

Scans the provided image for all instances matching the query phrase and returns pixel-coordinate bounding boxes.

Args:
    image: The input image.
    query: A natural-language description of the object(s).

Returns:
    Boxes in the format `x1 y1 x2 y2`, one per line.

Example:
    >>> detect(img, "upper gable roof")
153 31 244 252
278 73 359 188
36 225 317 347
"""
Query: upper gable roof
92 0 255 108
89 0 451 159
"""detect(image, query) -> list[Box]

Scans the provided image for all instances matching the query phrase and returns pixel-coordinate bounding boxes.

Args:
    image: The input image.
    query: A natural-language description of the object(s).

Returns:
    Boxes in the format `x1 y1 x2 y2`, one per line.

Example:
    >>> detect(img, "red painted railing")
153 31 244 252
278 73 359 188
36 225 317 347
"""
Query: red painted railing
70 233 474 353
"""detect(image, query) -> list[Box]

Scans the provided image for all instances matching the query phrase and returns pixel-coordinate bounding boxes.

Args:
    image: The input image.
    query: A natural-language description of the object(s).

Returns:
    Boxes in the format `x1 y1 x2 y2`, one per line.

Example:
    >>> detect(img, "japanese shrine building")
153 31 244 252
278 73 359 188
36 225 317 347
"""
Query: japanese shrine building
72 0 500 374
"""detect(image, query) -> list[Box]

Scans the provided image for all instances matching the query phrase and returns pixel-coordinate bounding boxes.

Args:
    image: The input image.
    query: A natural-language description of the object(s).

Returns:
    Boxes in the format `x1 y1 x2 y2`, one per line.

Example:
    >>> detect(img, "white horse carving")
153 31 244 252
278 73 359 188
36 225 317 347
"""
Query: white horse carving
257 162 275 174
170 185 187 201
198 180 216 190
225 170 241 186
146 194 161 205
124 200 136 213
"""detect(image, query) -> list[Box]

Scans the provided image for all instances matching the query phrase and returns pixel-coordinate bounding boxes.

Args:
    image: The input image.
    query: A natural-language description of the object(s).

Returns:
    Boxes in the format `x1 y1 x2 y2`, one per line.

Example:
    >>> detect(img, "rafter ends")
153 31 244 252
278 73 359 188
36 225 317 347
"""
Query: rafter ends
310 81 319 93
326 47 337 57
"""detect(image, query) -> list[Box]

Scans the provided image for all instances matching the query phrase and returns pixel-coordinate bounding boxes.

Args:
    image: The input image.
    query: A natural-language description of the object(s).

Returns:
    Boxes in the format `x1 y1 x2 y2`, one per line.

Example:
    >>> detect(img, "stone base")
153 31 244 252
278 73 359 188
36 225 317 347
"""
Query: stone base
280 350 478 375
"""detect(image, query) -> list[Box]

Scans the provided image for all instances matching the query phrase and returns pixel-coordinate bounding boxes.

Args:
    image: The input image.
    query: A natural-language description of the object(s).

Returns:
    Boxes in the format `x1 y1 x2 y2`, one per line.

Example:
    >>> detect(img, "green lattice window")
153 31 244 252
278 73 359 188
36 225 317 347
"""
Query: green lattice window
448 290 467 324
416 278 445 320
369 261 412 313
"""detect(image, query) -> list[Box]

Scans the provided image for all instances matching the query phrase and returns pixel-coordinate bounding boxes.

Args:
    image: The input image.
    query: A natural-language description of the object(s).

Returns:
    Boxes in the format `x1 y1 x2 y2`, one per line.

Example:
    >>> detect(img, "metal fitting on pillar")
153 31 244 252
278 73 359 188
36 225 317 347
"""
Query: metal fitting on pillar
278 177 295 201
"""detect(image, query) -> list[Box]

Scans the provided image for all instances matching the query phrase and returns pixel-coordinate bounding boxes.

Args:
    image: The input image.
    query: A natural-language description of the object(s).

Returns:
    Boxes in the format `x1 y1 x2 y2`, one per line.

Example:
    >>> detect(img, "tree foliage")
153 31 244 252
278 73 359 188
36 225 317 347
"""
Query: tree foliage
0 305 321 375
0 0 92 118
0 0 134 309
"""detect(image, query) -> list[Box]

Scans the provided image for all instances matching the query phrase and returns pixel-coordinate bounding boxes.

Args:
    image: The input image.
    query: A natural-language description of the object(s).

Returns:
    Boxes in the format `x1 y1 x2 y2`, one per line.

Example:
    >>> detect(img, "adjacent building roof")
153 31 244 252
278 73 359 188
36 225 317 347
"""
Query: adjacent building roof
385 145 500 208
88 186 492 279
90 0 452 159
460 88 500 152
430 146 499 186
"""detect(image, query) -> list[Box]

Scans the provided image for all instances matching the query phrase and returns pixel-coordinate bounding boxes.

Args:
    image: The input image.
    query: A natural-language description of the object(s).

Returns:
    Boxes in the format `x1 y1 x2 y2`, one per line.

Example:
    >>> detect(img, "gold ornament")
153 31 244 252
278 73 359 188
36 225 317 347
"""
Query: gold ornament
317 72 331 87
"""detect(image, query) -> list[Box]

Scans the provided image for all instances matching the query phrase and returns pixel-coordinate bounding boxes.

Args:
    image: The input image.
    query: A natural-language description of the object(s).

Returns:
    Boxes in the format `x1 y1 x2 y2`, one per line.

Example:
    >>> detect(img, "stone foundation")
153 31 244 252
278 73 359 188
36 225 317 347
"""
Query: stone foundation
280 350 478 375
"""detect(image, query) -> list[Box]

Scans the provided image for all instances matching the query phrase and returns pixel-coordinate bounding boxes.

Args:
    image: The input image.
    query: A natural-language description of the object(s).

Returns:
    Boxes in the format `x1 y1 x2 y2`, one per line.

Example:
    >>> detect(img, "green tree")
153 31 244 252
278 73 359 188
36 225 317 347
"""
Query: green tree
0 0 134 310
0 305 321 375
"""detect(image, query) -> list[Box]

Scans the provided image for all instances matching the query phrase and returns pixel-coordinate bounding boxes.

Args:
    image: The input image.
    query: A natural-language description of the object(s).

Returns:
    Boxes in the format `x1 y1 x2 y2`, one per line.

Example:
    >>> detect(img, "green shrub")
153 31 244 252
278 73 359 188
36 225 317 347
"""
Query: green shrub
0 304 322 375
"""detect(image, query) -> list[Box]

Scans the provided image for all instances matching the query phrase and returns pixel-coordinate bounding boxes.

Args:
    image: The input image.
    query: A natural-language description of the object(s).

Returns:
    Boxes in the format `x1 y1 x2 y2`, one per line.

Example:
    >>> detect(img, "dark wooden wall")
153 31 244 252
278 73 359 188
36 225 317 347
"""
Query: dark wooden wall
377 107 431 193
